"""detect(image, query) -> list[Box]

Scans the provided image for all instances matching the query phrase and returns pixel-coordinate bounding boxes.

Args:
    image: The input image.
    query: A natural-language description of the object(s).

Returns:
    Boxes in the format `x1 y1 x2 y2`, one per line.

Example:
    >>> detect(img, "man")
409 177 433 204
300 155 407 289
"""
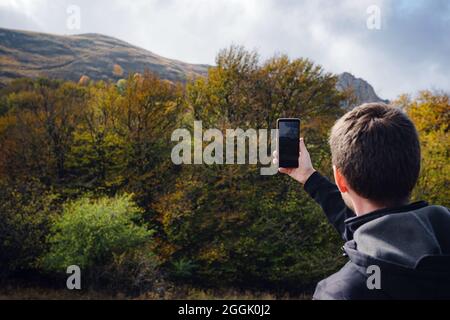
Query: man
273 103 450 300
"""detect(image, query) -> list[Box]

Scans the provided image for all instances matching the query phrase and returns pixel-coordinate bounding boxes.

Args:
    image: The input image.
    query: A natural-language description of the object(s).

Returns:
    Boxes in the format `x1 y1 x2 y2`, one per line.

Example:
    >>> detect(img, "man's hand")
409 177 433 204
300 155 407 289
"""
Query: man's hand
273 138 316 185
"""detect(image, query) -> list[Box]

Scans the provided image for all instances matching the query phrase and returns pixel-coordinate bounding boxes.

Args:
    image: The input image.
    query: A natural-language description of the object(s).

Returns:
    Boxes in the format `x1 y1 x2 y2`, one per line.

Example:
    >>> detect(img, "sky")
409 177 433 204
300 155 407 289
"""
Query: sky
0 0 449 99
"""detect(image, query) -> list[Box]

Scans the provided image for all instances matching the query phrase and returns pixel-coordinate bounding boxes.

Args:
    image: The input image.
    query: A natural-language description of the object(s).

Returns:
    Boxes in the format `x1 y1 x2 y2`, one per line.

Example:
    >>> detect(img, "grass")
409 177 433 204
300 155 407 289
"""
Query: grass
0 285 312 300
0 286 120 300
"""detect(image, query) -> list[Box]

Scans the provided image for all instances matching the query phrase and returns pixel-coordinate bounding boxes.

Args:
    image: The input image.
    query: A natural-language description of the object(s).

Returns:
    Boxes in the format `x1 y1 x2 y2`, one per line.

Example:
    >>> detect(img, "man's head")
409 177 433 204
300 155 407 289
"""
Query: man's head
329 103 421 213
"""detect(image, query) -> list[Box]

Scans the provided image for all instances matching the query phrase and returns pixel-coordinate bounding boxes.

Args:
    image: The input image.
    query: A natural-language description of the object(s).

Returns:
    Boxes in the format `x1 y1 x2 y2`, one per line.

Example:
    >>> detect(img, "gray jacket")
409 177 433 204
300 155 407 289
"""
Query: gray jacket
304 172 450 300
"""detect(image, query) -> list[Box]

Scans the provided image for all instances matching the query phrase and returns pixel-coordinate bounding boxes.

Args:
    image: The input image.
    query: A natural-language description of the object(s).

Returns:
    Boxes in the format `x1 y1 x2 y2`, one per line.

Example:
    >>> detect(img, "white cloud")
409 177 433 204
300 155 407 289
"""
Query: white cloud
0 0 47 30
0 0 448 99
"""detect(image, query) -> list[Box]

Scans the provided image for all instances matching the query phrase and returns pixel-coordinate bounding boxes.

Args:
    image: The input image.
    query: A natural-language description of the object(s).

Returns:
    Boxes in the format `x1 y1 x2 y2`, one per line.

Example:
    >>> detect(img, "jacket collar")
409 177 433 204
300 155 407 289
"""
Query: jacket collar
344 201 429 239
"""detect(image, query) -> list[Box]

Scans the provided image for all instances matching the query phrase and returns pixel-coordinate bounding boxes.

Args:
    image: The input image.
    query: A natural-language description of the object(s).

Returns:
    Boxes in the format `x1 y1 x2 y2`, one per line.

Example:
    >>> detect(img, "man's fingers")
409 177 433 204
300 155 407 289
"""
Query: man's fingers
299 138 307 154
279 168 291 174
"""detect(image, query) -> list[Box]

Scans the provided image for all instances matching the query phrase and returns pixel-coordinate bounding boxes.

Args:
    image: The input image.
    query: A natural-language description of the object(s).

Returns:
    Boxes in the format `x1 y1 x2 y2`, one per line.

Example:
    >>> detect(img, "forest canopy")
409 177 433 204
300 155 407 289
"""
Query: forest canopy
0 46 448 296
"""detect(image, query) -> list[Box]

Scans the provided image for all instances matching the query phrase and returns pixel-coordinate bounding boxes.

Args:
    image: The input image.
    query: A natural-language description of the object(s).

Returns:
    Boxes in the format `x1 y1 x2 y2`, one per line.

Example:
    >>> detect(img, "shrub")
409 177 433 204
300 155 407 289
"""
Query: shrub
41 194 158 292
170 258 198 281
103 246 161 294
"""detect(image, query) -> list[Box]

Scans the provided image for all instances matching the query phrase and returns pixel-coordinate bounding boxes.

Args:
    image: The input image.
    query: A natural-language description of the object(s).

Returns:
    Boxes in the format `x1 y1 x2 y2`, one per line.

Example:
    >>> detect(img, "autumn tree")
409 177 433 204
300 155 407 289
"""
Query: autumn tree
66 81 125 193
0 79 87 184
399 91 450 206
116 72 185 209
156 46 346 290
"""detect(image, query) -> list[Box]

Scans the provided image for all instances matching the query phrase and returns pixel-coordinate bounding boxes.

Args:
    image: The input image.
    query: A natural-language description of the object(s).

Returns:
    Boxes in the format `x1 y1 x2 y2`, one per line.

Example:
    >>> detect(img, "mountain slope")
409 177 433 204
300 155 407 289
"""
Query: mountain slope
0 28 209 84
0 28 387 105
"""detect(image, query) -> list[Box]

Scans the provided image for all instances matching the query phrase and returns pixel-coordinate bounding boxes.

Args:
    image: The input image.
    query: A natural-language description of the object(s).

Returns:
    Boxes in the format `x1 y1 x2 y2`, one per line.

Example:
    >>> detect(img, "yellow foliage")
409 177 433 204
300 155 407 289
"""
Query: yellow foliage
401 91 450 206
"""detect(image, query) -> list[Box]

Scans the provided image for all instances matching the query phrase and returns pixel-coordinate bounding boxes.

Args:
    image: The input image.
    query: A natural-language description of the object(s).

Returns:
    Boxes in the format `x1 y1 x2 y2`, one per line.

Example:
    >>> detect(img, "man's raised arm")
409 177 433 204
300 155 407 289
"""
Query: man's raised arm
273 138 355 241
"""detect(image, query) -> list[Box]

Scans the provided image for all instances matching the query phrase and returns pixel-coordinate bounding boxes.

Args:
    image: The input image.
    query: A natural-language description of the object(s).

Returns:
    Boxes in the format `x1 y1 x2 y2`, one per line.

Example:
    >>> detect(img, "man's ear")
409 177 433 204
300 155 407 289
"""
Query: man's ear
333 166 349 193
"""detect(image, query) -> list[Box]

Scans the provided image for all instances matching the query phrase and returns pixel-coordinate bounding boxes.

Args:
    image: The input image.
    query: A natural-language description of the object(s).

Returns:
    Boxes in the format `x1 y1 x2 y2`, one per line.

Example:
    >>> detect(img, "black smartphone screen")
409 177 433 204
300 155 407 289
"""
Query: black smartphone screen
277 118 300 168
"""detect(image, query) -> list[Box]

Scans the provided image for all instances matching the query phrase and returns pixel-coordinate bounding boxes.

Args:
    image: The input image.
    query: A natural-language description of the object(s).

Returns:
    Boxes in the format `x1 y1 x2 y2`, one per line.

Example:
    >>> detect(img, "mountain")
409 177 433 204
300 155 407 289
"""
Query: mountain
0 28 209 85
337 72 389 107
0 28 387 105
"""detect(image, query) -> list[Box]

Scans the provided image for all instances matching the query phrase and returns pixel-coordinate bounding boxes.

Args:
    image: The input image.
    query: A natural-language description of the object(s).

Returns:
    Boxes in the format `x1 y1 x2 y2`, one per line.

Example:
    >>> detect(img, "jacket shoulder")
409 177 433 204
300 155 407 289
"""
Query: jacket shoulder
313 261 388 300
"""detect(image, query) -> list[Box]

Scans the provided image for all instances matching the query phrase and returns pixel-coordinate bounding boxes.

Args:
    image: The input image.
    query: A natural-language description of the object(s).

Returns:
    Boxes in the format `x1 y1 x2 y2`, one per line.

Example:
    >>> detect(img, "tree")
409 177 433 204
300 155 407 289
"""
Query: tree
67 81 125 193
156 46 346 290
116 72 184 209
0 79 87 184
399 91 450 206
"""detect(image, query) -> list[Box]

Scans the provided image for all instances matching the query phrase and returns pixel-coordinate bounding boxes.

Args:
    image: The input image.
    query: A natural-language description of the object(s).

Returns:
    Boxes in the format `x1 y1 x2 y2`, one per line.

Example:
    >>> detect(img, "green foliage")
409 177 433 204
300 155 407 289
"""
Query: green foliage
42 194 153 271
171 258 198 280
67 82 126 192
41 194 159 293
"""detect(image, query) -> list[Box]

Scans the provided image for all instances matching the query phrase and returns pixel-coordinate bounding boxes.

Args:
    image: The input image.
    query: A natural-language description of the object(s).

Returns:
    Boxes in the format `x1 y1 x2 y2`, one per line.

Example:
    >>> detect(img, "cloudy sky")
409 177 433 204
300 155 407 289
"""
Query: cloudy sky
0 0 449 99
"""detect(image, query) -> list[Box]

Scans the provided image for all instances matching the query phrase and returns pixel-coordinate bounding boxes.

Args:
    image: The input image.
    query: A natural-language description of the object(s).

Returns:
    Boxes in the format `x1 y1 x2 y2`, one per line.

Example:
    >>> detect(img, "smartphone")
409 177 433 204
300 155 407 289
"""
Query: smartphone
277 118 300 168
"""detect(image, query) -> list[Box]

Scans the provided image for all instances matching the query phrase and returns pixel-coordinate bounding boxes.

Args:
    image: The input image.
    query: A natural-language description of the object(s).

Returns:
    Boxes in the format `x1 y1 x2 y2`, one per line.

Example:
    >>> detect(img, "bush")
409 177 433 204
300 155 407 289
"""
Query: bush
103 246 161 294
41 194 158 292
